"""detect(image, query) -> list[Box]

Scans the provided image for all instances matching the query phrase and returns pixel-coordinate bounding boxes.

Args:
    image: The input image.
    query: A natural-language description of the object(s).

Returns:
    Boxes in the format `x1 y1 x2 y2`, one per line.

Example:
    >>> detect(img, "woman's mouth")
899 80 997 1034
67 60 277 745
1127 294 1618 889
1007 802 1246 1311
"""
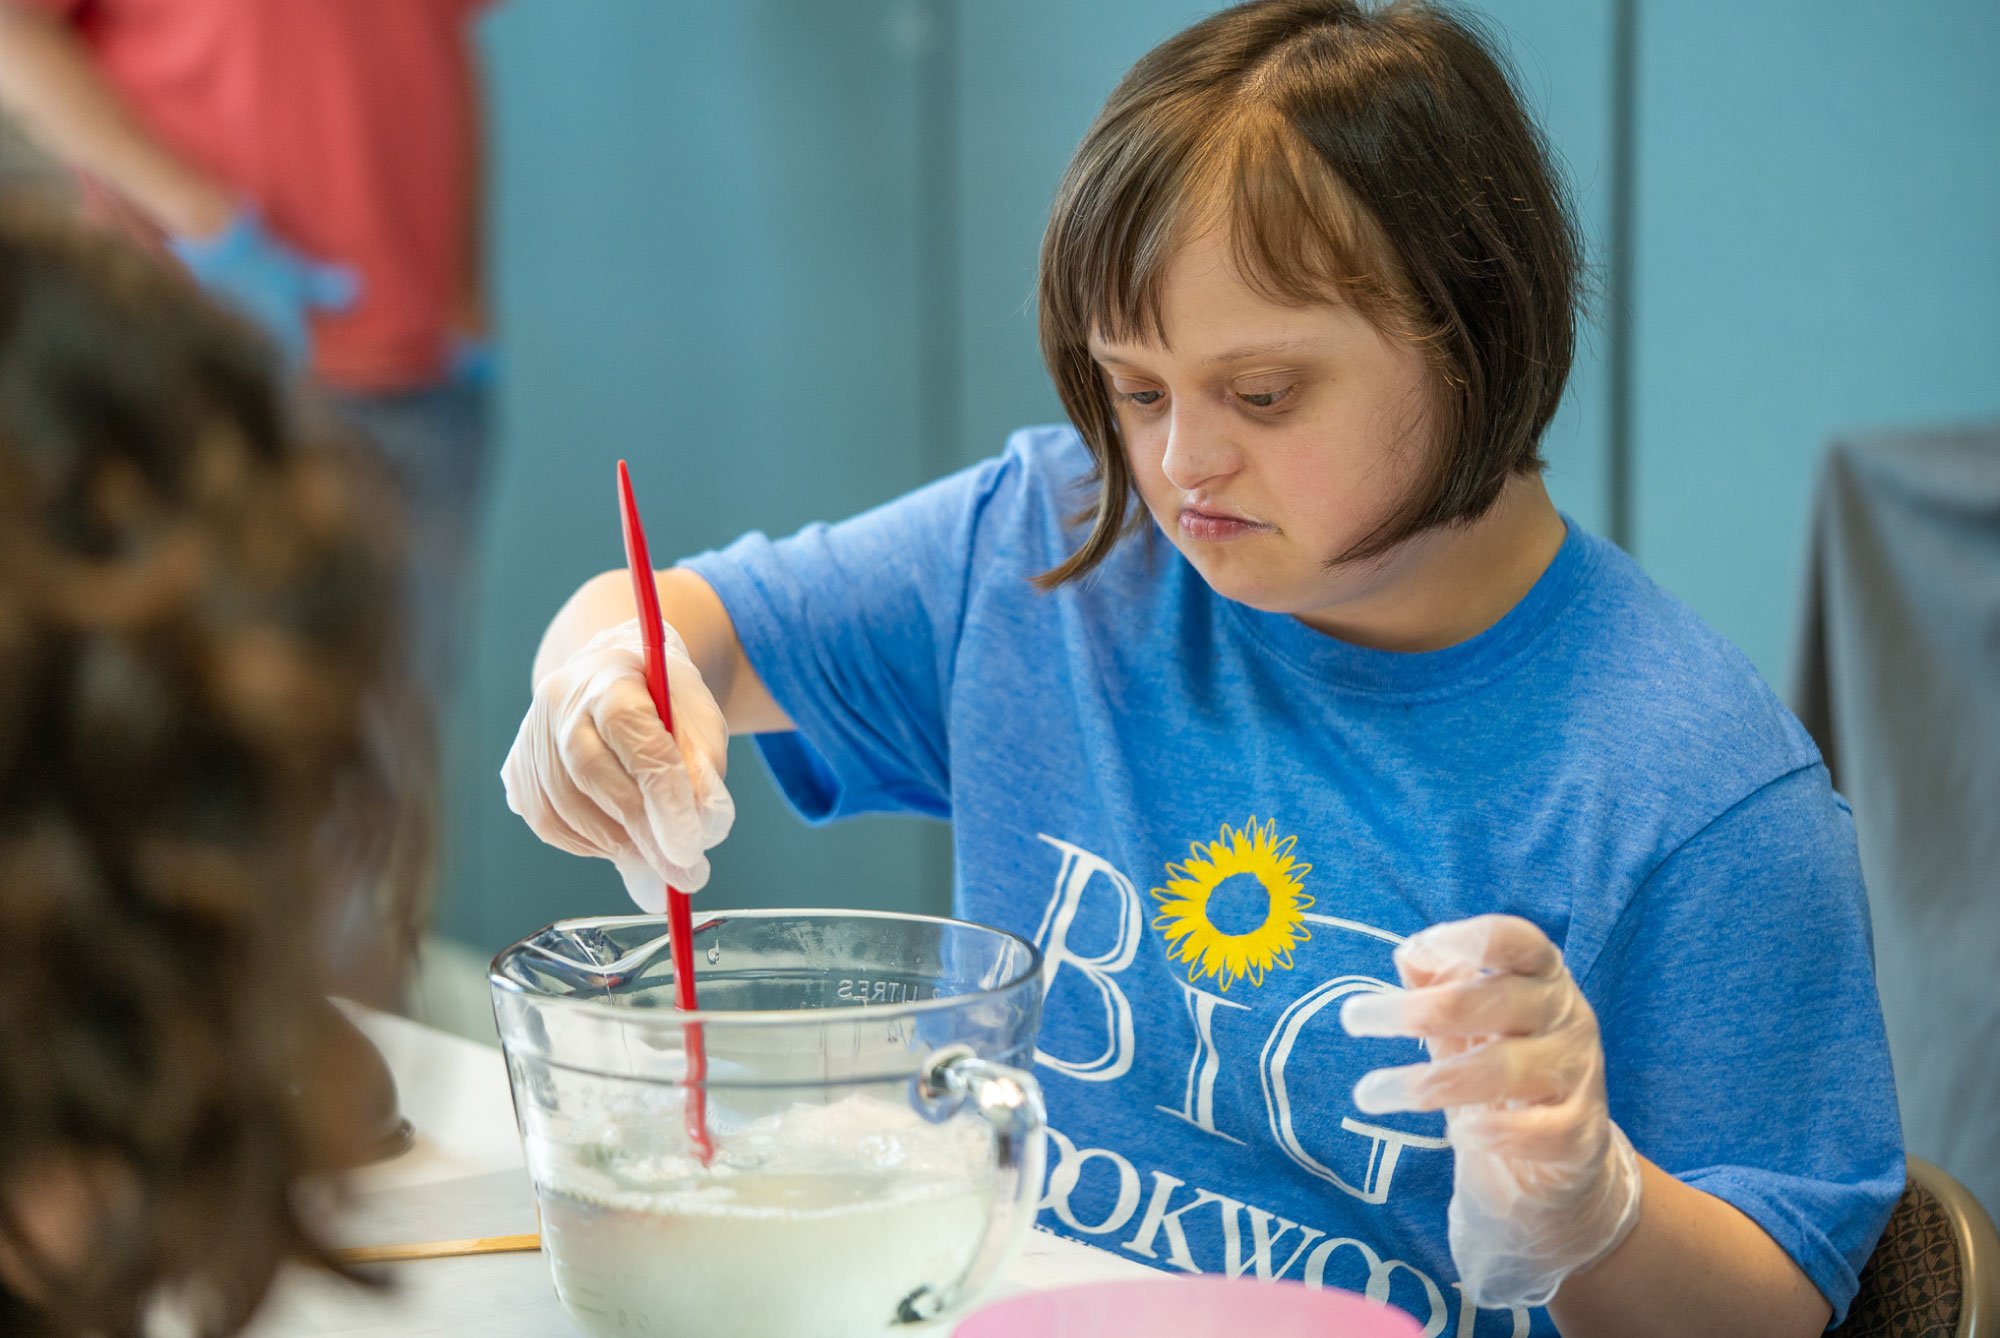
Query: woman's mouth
1178 503 1273 543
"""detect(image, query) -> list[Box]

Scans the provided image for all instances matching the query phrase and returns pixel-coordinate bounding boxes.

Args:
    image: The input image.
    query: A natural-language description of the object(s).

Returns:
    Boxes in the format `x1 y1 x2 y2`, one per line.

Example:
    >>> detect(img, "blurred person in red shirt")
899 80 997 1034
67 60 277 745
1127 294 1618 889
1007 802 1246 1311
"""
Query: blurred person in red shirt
0 0 498 699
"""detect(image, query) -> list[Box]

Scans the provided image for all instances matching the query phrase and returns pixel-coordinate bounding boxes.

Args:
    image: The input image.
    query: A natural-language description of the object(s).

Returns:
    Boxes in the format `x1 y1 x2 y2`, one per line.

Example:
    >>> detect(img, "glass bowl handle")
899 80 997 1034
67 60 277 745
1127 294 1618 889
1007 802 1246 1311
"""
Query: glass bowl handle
898 1044 1047 1325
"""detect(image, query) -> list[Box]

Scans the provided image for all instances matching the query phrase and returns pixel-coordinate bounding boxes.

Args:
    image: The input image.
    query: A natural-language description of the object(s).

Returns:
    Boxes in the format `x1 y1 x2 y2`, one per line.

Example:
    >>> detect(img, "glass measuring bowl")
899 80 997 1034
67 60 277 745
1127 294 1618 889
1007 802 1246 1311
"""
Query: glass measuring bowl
490 909 1046 1338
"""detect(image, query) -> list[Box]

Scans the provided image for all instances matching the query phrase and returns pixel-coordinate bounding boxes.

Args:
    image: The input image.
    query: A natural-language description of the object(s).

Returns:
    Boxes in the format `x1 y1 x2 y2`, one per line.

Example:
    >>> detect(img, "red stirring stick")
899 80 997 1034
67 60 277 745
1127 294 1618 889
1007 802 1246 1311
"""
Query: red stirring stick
616 459 714 1166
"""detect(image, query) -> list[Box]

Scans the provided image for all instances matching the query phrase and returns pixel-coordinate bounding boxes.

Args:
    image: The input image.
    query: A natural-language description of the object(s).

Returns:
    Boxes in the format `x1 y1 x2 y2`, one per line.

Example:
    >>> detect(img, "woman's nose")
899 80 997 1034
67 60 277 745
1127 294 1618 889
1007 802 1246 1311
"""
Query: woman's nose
1159 405 1240 491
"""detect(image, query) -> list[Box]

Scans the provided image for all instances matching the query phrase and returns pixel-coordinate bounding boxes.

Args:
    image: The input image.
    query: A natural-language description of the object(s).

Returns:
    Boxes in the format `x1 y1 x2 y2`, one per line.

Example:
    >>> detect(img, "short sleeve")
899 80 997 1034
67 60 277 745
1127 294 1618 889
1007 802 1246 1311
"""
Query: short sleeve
681 449 1023 824
1579 763 1904 1327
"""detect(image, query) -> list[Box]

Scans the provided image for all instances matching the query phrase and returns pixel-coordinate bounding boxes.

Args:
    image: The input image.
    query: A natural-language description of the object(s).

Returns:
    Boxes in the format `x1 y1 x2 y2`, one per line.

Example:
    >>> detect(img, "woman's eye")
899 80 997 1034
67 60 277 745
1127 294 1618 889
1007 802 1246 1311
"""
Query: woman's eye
1236 385 1295 410
1118 389 1165 407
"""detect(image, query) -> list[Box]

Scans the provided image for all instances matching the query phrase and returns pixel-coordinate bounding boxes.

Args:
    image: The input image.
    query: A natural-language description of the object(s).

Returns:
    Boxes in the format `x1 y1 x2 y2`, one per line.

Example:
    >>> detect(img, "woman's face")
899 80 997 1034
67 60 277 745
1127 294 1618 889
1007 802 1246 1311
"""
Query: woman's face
1091 229 1437 629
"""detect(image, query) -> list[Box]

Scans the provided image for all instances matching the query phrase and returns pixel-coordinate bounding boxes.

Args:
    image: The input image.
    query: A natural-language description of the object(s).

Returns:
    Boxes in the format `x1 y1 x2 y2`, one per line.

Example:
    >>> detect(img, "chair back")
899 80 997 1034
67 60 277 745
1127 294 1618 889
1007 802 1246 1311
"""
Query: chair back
1832 1156 2000 1338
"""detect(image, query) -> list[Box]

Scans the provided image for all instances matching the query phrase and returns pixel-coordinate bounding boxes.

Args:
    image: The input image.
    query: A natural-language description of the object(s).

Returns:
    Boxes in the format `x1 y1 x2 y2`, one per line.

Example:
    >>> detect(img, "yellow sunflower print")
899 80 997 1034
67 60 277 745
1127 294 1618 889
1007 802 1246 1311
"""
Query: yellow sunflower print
1151 817 1315 993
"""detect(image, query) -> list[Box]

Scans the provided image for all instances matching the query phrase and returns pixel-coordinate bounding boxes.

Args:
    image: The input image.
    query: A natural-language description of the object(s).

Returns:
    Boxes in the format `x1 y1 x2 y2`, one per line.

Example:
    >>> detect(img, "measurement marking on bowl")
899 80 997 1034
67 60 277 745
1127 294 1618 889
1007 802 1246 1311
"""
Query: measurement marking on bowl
836 978 936 1005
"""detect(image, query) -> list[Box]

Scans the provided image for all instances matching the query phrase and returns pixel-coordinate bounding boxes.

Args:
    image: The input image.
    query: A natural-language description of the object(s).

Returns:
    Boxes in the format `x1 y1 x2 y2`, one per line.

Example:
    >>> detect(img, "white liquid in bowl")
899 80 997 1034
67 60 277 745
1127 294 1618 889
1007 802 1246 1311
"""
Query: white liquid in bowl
531 1094 995 1337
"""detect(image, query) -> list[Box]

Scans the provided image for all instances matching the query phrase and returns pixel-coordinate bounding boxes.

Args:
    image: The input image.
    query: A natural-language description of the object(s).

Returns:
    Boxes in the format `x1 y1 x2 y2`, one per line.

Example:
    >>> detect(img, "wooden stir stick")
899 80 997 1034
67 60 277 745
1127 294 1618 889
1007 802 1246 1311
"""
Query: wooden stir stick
334 1234 541 1265
617 459 715 1165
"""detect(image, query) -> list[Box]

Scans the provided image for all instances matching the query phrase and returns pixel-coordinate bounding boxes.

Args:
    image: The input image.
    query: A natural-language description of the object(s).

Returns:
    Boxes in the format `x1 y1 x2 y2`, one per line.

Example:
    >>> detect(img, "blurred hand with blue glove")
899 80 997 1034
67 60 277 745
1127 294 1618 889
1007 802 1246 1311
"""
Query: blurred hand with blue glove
1340 914 1643 1310
447 333 497 389
168 209 359 369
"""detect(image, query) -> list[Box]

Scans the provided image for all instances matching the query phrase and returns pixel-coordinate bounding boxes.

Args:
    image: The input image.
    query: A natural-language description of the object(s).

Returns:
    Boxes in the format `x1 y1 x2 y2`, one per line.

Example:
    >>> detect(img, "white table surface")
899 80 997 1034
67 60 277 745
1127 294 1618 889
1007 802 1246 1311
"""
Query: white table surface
247 1008 1154 1337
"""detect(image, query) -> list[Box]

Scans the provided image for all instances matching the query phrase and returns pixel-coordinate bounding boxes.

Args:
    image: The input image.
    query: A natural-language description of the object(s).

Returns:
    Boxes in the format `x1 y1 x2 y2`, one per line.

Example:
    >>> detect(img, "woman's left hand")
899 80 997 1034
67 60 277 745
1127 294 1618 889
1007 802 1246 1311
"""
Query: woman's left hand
1339 914 1643 1310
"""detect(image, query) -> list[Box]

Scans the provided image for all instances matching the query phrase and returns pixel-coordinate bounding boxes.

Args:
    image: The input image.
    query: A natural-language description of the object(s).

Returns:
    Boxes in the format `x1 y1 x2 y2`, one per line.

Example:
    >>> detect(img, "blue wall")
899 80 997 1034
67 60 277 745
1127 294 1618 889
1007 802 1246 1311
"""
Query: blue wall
452 1 948 947
1632 0 2000 679
446 0 2000 951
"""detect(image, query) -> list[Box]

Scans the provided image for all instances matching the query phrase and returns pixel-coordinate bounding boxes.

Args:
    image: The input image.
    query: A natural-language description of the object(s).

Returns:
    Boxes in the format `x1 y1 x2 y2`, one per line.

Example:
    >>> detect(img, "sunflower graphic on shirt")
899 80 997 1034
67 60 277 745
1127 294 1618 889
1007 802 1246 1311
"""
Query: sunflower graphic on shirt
1150 817 1314 992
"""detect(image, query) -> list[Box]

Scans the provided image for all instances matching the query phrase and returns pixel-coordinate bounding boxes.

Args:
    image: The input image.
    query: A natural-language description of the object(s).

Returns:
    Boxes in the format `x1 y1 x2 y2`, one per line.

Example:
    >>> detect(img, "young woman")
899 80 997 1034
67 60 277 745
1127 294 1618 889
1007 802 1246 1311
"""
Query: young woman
0 207 419 1337
503 4 1902 1334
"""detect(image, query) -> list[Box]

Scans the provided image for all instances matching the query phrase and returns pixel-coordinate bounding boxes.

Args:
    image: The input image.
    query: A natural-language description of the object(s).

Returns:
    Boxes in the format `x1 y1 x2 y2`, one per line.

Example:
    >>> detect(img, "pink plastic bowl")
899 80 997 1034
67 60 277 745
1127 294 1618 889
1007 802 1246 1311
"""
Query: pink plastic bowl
953 1277 1425 1338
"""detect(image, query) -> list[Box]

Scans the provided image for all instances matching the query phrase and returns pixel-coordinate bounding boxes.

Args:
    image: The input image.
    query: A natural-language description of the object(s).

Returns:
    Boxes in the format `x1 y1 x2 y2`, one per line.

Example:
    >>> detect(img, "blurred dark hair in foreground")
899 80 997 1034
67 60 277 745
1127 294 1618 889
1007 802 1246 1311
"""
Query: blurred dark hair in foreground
0 202 428 1337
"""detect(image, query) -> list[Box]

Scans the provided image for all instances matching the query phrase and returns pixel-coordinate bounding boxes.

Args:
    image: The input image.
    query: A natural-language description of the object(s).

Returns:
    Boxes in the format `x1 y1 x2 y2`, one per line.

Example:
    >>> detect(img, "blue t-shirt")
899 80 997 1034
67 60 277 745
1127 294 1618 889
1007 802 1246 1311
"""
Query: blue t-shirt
685 426 1903 1334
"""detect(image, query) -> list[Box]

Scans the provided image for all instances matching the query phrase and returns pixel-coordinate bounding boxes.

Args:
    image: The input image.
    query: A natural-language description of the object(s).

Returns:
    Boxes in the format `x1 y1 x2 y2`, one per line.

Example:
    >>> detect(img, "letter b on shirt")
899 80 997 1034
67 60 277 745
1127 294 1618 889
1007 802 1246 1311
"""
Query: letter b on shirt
1032 835 1142 1082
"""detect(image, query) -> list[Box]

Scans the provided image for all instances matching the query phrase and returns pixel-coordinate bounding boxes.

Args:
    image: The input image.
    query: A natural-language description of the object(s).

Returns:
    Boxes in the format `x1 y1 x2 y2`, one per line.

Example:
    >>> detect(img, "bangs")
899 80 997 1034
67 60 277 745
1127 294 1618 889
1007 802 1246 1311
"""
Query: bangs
1043 101 1416 357
1219 108 1420 335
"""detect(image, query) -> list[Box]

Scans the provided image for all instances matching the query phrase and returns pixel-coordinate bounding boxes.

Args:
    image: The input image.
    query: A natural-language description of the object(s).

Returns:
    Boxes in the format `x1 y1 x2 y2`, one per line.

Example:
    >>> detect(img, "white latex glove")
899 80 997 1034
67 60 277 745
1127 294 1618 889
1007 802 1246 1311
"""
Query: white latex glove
501 618 735 907
1339 914 1642 1310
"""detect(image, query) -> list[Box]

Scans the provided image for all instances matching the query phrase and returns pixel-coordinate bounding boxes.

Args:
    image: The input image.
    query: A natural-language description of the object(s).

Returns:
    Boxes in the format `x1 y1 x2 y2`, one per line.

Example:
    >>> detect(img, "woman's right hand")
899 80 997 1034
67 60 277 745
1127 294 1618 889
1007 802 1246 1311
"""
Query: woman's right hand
501 617 736 908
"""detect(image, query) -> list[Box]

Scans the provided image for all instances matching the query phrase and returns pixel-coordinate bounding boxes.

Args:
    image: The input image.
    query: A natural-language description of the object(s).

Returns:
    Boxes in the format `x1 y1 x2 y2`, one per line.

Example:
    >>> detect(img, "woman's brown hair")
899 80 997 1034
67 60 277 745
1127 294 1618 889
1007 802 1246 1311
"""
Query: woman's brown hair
0 206 422 1337
1037 0 1584 586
